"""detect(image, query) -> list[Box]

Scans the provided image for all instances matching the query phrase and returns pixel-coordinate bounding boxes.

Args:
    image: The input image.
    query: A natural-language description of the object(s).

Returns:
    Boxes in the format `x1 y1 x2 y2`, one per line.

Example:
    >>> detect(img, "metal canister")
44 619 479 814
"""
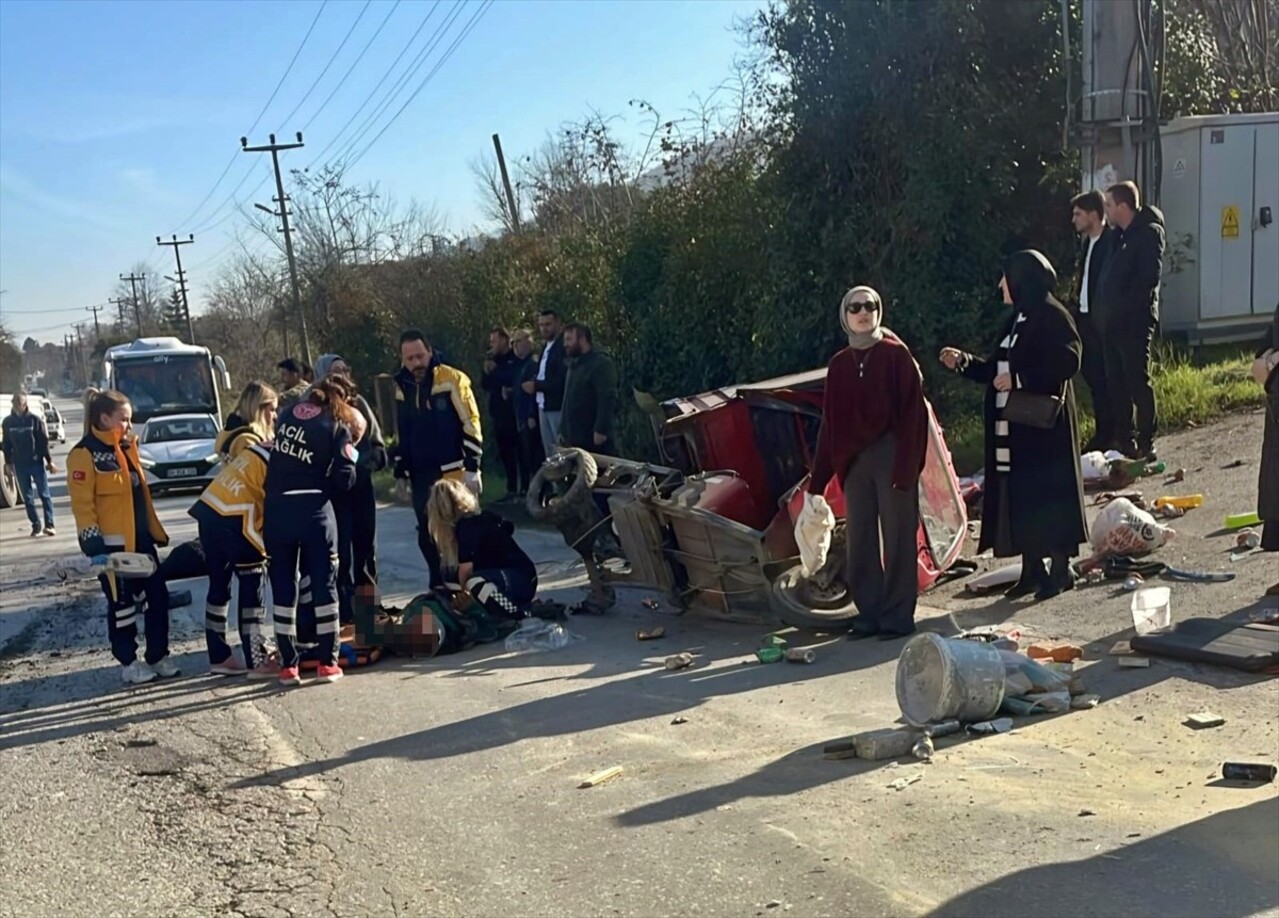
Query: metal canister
784 648 816 664
1222 762 1277 783
1236 529 1262 550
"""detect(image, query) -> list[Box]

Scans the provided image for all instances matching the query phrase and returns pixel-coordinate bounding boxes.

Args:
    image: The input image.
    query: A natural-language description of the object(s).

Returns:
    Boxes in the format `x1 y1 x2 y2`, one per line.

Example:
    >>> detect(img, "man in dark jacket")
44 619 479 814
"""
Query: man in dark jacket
2 393 58 536
560 323 619 455
522 309 567 457
1099 181 1165 460
1070 190 1117 452
480 327 522 499
512 328 545 490
390 329 484 588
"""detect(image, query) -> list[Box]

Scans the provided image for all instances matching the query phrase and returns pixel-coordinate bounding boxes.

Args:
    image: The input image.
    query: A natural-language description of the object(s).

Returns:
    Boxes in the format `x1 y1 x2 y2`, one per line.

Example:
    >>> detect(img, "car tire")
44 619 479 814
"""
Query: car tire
770 563 860 631
526 448 598 526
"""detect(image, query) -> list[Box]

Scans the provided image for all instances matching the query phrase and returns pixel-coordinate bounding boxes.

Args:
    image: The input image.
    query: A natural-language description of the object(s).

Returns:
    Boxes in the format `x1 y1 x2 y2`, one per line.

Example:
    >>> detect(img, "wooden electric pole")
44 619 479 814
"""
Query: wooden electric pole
492 132 521 232
119 272 146 337
85 303 104 341
155 235 195 344
109 297 130 336
241 132 310 365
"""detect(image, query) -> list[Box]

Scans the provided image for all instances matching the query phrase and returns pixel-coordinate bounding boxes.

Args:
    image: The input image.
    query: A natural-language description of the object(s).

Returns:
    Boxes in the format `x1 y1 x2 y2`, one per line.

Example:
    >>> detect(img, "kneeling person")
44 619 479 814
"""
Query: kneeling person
428 478 537 618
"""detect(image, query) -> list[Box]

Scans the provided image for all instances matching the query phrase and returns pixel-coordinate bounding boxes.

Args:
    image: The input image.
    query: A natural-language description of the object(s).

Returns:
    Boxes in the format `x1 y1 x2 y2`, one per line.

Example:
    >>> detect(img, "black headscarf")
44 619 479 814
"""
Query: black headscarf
1001 249 1058 309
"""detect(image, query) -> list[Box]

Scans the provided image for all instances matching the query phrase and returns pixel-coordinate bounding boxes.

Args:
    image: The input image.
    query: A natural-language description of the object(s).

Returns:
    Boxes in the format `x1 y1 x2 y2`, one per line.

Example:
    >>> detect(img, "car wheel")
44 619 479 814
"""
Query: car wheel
770 563 860 631
526 448 598 526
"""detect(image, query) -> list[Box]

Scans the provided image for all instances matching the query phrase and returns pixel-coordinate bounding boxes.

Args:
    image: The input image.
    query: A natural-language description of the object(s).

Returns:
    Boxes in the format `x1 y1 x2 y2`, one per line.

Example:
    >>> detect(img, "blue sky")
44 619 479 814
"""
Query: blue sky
0 0 764 343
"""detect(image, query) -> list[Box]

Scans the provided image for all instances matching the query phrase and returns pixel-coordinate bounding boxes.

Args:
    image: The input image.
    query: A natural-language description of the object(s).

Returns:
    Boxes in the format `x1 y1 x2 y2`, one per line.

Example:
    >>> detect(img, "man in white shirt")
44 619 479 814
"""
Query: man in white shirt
521 309 567 457
1070 190 1116 453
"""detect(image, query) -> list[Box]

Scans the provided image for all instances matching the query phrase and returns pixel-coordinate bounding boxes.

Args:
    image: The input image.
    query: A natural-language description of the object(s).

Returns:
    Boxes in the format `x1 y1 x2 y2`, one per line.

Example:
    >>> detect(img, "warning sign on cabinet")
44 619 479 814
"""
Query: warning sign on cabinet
1221 205 1240 239
1172 158 1187 179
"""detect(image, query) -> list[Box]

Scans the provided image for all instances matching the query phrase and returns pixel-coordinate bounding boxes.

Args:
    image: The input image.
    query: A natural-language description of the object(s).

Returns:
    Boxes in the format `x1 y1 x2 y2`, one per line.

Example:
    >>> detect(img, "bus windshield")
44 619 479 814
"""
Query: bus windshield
112 355 217 423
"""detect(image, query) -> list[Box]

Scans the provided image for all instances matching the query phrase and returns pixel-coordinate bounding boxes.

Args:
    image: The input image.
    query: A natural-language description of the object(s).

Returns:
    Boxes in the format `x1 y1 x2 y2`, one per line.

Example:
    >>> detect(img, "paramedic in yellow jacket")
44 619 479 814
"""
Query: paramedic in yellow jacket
189 381 278 677
67 389 178 685
390 329 484 590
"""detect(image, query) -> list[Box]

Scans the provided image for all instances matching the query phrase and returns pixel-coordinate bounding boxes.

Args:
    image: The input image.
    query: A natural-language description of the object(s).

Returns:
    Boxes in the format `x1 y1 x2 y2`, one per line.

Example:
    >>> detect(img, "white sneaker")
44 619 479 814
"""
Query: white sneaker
148 657 181 679
121 660 158 685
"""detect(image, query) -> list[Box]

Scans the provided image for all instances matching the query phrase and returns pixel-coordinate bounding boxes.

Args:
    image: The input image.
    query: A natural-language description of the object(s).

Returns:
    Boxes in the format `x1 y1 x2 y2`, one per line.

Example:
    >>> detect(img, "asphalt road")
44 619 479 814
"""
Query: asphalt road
1 398 1276 917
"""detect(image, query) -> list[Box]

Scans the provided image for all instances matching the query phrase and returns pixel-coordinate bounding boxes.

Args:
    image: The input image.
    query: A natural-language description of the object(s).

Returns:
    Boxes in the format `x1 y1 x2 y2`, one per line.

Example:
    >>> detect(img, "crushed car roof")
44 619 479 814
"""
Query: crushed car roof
660 368 825 420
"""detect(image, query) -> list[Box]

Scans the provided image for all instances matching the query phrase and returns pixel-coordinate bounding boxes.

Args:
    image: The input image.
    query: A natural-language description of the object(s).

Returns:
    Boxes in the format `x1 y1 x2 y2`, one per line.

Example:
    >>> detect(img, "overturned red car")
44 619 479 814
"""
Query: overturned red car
527 367 967 628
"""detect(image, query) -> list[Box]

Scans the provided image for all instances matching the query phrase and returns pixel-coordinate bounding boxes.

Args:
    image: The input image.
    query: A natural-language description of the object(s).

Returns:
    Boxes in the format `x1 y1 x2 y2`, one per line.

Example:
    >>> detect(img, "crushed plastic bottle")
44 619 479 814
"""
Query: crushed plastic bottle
503 618 582 654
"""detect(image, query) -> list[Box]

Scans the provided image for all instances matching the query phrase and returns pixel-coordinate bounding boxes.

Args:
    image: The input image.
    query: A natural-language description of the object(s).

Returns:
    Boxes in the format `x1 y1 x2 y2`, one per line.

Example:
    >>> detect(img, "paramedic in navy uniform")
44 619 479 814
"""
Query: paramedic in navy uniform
263 377 366 686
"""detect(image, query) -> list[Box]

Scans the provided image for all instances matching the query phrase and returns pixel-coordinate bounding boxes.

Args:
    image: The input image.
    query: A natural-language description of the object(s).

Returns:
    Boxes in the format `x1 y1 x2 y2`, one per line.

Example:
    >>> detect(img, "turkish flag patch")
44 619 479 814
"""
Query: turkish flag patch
72 470 87 481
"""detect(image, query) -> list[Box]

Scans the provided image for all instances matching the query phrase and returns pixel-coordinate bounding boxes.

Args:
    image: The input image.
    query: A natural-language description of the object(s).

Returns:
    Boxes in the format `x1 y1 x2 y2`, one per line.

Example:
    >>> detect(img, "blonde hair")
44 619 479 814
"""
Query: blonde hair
83 388 130 437
233 380 279 440
427 478 481 571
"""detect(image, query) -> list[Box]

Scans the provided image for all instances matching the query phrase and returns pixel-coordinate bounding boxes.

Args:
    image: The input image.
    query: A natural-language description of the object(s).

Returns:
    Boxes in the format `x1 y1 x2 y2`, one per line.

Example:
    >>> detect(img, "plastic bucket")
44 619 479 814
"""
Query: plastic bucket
1130 586 1171 635
896 633 1006 726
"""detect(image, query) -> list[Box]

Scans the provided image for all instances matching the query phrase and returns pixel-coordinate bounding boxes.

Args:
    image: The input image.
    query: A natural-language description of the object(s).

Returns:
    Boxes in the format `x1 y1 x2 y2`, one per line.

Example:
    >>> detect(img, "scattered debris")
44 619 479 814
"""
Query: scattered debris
1071 694 1101 710
887 772 923 792
912 735 935 763
1028 642 1084 663
641 598 661 610
924 720 962 739
760 634 789 649
578 766 624 788
1123 574 1145 592
636 627 666 641
1249 608 1279 625
853 727 919 761
1225 510 1261 530
1184 712 1225 730
1221 763 1277 783
755 647 784 664
822 739 859 761
664 653 694 671
1131 586 1172 635
671 716 689 726
1221 459 1247 469
766 899 783 909
1118 656 1152 668
1169 468 1186 483
1110 641 1133 655
1236 529 1262 550
1078 809 1097 817
784 648 816 664
966 718 1014 735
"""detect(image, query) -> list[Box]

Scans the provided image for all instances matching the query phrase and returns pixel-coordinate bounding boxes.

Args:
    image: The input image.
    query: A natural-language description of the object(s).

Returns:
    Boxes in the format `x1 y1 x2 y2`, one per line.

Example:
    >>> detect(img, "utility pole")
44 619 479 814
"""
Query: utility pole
242 132 310 365
155 234 195 344
109 297 130 336
120 272 146 337
85 303 104 341
491 132 521 232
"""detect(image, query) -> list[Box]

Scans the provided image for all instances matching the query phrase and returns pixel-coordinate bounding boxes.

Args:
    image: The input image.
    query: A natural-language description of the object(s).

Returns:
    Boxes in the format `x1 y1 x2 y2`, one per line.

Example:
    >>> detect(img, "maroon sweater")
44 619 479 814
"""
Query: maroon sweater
808 336 929 494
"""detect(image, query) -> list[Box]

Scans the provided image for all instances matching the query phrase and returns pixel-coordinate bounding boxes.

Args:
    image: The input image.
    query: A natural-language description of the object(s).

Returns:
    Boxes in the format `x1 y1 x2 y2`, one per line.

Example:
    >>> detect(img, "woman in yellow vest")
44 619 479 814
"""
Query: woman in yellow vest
67 389 176 685
190 381 279 677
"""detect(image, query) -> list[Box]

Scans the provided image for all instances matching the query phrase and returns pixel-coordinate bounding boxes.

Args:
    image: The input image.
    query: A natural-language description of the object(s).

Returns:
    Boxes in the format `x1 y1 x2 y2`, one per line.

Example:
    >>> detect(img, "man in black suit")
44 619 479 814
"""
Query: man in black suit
1070 190 1116 453
1099 180 1165 461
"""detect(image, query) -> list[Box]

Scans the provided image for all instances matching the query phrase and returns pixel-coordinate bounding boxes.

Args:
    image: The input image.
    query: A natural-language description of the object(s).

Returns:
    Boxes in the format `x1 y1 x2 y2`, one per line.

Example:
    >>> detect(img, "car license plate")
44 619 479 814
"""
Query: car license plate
166 467 199 479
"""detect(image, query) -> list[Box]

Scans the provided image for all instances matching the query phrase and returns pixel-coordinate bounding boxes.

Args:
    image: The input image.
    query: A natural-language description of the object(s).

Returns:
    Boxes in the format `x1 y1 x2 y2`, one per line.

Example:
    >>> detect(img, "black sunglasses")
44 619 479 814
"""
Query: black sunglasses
845 300 880 315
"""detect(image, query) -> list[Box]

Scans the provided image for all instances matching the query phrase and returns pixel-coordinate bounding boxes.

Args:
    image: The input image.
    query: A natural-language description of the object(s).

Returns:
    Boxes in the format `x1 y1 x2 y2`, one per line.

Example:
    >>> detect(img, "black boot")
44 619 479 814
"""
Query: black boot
1005 556 1044 599
1035 554 1076 601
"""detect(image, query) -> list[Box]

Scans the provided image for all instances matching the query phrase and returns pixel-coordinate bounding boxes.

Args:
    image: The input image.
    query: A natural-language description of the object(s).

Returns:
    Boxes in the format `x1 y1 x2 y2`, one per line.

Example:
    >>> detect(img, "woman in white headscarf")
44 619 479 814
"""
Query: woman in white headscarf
807 286 930 640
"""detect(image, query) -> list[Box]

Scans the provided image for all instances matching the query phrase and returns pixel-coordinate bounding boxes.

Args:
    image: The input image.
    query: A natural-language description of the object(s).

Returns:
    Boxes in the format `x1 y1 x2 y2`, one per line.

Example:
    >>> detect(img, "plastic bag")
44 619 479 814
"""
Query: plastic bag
795 492 836 577
1080 451 1111 482
1090 497 1175 557
998 649 1072 695
503 618 583 654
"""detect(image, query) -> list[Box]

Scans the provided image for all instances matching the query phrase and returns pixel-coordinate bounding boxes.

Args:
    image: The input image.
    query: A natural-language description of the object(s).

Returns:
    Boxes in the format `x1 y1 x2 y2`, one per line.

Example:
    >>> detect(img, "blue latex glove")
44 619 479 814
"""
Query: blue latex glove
90 554 110 567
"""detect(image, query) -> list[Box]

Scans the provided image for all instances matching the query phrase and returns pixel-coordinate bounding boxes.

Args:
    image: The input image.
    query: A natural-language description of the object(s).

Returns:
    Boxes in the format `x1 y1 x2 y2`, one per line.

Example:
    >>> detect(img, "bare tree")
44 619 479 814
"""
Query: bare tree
1183 0 1277 111
470 151 522 234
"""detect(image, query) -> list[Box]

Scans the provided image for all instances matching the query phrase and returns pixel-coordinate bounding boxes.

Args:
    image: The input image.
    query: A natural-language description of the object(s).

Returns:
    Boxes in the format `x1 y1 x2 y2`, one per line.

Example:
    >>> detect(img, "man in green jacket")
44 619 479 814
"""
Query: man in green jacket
559 323 618 456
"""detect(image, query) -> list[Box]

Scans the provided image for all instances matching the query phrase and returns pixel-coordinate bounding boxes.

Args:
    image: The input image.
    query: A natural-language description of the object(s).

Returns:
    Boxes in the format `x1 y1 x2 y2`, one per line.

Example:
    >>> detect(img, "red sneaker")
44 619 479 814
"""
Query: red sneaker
315 664 344 684
278 666 302 686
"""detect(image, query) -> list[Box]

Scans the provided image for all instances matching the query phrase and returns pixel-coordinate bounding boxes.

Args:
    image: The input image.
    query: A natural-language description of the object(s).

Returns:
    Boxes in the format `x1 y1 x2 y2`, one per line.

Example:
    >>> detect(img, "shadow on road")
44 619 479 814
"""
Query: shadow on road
928 797 1279 918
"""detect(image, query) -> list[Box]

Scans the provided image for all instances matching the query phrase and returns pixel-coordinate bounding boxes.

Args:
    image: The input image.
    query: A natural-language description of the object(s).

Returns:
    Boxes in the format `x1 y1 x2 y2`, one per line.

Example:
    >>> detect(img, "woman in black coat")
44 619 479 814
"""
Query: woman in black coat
941 249 1089 600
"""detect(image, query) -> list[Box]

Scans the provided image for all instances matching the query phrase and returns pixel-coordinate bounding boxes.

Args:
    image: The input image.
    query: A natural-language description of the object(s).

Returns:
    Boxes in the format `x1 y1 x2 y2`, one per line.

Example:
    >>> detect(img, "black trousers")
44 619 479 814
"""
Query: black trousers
410 470 443 589
520 422 546 489
1103 315 1158 451
100 545 170 667
1076 311 1115 449
265 493 340 668
842 435 919 636
333 471 378 625
197 516 267 667
495 420 522 494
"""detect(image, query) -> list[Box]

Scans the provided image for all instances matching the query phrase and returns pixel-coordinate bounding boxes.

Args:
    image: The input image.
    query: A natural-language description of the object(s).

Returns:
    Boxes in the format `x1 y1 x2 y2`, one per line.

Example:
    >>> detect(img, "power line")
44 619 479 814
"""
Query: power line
304 1 442 169
345 0 493 171
171 0 329 235
0 305 105 315
275 0 372 133
327 0 467 169
301 0 402 133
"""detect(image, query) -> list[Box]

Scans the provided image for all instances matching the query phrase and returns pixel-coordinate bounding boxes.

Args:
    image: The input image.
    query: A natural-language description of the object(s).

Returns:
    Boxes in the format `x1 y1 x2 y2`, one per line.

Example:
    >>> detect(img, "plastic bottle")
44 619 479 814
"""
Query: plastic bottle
1154 494 1204 510
1143 461 1167 476
1225 511 1262 530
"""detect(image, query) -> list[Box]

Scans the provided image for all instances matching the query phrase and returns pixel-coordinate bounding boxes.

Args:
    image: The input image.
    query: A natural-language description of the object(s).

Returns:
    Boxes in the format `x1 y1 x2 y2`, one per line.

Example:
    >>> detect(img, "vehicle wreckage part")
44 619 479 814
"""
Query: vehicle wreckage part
768 564 859 630
526 448 598 526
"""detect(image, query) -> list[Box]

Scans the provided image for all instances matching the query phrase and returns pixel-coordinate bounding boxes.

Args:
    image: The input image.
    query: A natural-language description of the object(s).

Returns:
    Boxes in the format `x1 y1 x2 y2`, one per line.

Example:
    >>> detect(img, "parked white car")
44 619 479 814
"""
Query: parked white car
44 403 66 443
137 413 222 495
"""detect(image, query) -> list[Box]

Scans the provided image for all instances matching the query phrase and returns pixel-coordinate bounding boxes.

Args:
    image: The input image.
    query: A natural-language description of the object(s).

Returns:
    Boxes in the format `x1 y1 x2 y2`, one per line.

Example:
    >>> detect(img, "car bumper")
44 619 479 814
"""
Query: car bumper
144 462 219 490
